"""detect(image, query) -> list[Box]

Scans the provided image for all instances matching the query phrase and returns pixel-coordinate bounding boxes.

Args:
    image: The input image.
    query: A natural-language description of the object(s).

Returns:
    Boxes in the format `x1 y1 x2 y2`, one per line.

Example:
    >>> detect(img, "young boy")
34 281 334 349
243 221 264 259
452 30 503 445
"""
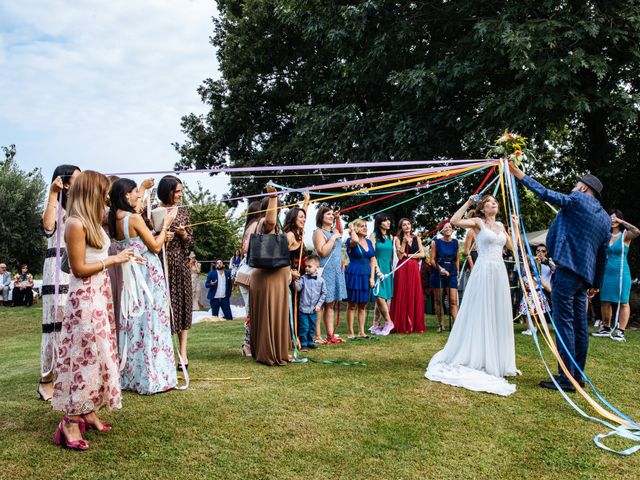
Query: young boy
295 255 327 351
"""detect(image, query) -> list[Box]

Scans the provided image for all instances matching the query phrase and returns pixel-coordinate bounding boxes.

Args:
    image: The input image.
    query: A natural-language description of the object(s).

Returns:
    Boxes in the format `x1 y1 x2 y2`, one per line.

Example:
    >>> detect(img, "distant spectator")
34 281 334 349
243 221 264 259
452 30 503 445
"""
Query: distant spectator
13 264 34 307
0 263 11 306
206 259 233 320
189 252 203 311
230 249 242 280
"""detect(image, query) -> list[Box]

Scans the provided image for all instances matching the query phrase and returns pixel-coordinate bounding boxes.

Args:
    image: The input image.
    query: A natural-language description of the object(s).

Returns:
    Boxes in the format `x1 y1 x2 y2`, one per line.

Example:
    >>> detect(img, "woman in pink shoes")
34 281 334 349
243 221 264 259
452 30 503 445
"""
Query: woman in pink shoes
51 171 133 450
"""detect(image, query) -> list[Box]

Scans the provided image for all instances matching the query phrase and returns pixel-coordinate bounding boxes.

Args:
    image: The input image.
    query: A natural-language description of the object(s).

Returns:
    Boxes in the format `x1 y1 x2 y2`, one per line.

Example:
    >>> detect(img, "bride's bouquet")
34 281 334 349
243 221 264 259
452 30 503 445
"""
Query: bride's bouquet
487 131 531 167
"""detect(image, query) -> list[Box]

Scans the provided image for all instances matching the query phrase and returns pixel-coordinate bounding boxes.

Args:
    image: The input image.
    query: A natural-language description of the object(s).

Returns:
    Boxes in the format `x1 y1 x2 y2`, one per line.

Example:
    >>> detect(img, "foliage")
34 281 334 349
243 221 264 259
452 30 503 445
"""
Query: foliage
2 306 640 478
0 145 47 272
174 1 640 270
183 183 243 269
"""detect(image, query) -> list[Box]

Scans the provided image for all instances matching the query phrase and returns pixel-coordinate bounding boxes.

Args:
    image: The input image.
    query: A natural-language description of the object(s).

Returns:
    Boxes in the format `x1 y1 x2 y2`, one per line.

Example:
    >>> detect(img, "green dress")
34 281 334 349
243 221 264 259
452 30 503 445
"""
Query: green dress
374 235 394 300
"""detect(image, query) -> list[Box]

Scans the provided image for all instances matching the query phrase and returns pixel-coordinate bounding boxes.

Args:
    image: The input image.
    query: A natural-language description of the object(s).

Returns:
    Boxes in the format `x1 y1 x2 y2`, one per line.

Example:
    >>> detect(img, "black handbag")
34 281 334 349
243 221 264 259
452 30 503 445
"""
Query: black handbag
248 232 291 269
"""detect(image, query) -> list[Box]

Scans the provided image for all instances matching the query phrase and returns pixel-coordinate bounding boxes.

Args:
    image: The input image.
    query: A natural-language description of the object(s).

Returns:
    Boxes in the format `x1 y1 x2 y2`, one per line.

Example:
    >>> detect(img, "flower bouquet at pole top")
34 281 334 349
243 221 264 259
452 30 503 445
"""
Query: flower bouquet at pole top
487 131 532 167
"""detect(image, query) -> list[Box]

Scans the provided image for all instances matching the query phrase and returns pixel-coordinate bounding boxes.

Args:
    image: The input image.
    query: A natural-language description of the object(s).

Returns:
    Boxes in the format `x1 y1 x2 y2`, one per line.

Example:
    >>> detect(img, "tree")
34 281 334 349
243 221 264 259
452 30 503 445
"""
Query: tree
175 1 640 268
183 183 243 271
0 145 47 272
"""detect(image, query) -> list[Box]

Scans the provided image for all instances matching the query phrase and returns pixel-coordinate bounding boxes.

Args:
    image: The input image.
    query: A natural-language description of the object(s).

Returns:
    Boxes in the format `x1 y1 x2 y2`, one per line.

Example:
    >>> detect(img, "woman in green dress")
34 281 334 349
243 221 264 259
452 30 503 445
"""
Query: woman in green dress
369 214 394 336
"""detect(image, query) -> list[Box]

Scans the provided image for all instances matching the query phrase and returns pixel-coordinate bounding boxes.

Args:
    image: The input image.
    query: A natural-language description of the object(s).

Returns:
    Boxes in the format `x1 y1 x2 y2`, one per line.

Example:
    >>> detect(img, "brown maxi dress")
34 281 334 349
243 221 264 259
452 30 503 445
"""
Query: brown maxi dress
249 220 291 366
161 206 193 334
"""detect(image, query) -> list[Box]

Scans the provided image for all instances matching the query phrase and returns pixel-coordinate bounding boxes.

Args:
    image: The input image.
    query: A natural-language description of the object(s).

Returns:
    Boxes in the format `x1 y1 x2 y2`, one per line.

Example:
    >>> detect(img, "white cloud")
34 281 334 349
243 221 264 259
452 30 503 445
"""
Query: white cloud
0 0 228 195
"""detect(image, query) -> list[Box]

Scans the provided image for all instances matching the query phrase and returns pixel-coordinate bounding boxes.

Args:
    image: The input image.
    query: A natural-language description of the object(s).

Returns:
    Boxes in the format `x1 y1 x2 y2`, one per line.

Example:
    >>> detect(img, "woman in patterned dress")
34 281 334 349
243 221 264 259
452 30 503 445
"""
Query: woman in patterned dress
157 175 193 370
38 164 81 402
51 171 133 450
312 206 347 344
109 178 178 394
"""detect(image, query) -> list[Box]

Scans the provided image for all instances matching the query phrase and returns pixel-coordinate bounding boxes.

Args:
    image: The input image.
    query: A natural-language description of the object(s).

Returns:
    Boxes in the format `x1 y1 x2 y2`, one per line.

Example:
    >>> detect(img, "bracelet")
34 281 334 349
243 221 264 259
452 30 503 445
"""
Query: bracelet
100 260 106 272
47 202 58 208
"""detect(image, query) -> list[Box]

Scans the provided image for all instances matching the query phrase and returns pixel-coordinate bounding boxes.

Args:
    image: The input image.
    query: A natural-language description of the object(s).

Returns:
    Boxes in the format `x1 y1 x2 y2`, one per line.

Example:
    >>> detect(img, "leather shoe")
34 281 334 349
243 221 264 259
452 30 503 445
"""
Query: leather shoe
539 380 575 392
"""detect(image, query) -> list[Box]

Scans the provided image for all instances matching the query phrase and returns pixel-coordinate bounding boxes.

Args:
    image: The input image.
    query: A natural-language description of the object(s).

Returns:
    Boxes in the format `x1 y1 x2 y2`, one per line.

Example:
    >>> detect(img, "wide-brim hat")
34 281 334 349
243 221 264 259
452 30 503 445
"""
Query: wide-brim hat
579 174 603 198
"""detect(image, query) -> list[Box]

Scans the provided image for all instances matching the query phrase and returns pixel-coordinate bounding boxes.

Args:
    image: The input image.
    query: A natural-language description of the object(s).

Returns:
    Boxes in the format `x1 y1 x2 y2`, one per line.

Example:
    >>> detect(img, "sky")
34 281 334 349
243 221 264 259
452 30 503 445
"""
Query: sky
0 0 231 195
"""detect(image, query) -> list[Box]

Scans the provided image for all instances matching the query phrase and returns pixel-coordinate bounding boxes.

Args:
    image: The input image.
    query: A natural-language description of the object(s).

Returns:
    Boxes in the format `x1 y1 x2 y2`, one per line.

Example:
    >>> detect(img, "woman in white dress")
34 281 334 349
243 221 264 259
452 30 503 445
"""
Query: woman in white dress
425 194 518 396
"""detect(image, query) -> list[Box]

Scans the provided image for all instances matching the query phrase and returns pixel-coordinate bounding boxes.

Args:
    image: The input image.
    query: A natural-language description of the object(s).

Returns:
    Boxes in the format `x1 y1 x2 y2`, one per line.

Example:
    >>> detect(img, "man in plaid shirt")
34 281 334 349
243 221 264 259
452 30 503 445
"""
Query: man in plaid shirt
509 162 610 392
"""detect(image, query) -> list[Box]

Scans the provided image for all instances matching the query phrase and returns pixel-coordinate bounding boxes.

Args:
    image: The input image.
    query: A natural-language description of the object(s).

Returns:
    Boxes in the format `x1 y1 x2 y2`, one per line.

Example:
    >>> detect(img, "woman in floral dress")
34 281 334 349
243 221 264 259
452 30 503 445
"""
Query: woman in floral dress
157 175 193 369
51 171 132 450
109 178 178 394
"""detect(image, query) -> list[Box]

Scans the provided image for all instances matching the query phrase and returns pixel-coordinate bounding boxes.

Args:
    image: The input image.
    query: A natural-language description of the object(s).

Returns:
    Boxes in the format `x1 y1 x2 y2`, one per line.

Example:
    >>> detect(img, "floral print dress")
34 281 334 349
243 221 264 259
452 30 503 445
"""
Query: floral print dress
114 214 177 394
51 229 121 415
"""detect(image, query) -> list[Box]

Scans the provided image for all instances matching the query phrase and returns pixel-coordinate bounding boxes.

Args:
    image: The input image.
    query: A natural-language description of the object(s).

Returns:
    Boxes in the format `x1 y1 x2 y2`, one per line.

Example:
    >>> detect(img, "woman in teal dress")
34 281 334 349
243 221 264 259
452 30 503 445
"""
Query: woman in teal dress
369 214 394 336
594 210 639 342
109 178 178 394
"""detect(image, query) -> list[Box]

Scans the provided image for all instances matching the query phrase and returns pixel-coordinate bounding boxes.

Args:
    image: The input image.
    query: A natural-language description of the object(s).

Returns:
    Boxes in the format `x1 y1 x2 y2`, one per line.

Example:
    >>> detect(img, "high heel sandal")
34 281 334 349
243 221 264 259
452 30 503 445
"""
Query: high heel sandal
80 414 112 433
241 344 252 357
37 381 53 402
54 416 89 451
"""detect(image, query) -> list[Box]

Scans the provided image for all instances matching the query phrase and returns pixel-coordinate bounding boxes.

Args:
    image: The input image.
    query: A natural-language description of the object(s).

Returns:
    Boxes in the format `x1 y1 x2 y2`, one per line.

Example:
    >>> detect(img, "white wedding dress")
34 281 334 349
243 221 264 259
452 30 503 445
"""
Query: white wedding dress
425 221 517 396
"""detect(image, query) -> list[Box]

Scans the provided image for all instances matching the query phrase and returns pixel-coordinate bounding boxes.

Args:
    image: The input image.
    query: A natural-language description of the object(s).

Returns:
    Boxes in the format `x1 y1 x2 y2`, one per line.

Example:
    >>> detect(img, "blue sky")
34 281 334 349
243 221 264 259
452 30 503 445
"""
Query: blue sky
0 0 231 195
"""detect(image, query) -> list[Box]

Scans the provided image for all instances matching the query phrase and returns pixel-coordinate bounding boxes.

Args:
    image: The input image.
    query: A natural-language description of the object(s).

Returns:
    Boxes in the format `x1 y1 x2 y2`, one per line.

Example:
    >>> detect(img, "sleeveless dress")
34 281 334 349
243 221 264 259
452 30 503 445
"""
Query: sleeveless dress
344 238 375 303
429 238 459 289
390 236 425 333
249 219 291 366
373 235 394 300
115 214 177 394
600 233 632 303
318 229 347 303
425 222 517 396
52 229 122 414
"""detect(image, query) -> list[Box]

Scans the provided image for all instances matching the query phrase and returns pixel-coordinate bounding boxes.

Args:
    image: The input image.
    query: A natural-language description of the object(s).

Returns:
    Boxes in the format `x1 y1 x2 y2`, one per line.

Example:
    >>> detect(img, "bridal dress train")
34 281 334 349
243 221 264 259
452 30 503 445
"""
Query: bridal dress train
425 221 517 396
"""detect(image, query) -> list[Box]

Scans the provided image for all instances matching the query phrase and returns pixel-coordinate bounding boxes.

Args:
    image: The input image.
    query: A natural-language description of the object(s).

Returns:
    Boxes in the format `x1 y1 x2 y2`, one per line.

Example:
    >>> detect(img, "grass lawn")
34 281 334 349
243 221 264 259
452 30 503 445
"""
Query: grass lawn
1 306 639 480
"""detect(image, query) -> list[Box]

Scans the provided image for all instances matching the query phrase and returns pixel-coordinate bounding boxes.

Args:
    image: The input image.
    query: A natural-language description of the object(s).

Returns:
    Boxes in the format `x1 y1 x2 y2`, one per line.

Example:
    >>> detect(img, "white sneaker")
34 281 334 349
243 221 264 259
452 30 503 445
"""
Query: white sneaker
592 326 611 337
521 329 533 336
593 319 602 328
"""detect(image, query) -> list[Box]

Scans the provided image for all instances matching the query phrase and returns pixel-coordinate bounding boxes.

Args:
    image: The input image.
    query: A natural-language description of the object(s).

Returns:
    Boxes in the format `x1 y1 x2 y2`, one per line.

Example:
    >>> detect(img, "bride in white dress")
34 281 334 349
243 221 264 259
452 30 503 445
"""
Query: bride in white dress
425 194 518 396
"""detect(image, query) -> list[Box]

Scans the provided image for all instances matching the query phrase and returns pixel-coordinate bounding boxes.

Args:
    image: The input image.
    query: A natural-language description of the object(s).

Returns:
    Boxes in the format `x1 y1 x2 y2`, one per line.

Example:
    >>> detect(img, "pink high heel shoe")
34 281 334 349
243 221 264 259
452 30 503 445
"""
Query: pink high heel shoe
54 416 89 451
80 414 112 432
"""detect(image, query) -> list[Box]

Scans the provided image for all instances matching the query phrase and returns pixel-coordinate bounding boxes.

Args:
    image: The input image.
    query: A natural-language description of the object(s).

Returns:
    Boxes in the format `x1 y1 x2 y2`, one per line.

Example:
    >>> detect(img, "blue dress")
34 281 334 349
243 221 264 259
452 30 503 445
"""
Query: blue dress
114 214 177 394
318 229 348 303
345 238 375 303
429 238 459 289
600 233 632 303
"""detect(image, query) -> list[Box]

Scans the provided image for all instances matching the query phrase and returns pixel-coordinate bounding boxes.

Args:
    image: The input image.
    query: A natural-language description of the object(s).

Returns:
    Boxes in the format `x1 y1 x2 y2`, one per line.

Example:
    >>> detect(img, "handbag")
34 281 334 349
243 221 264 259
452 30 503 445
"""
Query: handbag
235 259 253 287
248 230 291 269
60 250 70 274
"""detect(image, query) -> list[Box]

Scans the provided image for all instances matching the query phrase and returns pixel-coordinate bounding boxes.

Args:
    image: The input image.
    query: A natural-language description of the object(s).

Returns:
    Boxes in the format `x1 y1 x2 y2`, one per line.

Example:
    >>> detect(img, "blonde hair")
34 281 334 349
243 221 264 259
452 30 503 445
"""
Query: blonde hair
66 171 110 249
351 218 366 231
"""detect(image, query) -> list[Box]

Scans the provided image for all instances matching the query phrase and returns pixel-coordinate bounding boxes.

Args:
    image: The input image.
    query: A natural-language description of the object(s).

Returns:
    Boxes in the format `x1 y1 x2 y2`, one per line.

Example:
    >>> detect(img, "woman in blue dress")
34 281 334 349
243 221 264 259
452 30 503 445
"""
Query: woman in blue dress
369 214 394 336
109 178 178 394
345 219 376 339
429 222 460 332
593 210 639 342
313 206 348 344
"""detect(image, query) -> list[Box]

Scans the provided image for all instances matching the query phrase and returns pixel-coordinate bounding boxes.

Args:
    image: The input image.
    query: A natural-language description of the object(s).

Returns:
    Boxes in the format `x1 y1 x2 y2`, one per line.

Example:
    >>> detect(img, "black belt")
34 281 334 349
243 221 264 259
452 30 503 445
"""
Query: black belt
45 247 67 259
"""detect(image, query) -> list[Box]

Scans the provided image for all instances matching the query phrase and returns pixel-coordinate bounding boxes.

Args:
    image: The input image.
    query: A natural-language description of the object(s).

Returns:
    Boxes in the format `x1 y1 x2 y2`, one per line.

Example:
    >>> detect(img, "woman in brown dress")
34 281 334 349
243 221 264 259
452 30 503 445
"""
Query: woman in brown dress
157 175 193 369
249 185 291 366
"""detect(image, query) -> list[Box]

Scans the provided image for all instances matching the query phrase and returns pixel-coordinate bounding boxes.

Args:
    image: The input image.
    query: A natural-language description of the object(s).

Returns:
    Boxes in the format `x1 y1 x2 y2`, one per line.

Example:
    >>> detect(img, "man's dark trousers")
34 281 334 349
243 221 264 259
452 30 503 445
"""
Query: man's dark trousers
211 297 233 320
551 266 589 384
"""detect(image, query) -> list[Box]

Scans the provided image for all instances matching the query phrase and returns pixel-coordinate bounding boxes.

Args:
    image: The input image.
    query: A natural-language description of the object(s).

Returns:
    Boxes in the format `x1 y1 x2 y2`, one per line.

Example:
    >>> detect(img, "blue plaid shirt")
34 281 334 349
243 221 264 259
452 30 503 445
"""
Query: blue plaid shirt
521 175 610 287
295 274 327 314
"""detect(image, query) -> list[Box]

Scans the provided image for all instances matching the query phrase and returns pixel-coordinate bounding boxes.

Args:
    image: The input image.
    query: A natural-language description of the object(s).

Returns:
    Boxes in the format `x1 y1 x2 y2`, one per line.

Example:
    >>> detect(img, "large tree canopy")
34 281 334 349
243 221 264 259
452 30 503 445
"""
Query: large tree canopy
175 0 640 237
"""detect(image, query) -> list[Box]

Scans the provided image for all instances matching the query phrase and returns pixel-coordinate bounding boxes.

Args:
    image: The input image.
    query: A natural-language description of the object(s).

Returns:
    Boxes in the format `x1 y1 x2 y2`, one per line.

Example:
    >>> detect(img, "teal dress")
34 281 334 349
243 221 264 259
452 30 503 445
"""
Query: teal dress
600 233 631 303
373 235 394 300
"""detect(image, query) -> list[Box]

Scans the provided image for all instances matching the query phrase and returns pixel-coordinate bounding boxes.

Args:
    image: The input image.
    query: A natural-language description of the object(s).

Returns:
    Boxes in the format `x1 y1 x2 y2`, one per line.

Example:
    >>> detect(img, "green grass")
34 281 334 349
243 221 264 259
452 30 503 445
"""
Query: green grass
1 306 639 479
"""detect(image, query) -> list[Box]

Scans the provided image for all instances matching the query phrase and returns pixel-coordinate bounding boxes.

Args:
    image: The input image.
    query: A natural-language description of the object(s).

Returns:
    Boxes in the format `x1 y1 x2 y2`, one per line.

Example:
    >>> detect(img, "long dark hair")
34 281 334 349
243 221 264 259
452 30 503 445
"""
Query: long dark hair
397 217 412 243
374 213 392 243
157 175 182 205
474 195 498 220
108 178 137 238
284 207 305 242
244 200 263 231
52 164 81 209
